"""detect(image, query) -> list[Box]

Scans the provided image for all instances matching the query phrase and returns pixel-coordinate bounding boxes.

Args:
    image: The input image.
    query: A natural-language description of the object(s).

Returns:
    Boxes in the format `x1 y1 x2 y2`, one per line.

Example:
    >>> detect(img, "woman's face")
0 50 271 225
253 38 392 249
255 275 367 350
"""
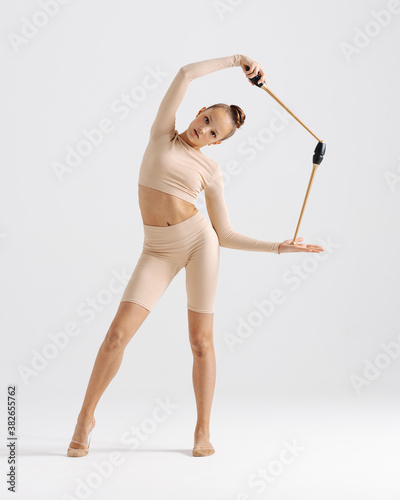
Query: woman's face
187 107 233 148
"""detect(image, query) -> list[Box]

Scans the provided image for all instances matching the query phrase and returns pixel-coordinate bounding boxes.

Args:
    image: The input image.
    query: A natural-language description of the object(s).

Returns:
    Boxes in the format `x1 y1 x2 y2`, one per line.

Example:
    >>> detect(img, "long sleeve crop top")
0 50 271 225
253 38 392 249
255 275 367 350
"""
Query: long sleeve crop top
138 54 280 254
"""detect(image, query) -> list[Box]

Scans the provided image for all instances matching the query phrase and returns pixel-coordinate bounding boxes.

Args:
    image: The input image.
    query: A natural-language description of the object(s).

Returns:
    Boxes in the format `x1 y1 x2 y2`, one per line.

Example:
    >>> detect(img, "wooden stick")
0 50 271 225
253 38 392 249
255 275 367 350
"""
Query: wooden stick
260 84 322 143
289 163 319 245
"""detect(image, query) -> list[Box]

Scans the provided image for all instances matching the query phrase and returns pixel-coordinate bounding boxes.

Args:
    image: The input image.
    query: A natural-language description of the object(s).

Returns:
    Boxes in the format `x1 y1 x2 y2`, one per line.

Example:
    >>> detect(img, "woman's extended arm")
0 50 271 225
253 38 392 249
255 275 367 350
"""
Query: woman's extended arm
150 54 241 138
204 165 280 253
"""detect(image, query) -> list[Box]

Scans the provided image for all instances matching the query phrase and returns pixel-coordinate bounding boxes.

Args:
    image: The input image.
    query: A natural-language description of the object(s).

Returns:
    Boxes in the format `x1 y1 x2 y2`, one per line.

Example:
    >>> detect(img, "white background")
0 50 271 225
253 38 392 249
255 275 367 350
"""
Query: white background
1 1 399 499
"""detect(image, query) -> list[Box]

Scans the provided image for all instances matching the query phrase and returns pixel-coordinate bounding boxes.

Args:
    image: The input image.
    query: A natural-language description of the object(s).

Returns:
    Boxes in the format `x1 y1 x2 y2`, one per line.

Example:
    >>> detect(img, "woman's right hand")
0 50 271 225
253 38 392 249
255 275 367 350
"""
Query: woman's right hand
239 55 266 86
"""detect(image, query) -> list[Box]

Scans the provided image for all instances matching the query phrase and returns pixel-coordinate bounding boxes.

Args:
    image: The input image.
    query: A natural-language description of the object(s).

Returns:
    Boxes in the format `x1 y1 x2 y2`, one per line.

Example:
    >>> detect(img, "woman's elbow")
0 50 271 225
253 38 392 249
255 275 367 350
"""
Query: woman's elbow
216 235 229 248
178 64 194 81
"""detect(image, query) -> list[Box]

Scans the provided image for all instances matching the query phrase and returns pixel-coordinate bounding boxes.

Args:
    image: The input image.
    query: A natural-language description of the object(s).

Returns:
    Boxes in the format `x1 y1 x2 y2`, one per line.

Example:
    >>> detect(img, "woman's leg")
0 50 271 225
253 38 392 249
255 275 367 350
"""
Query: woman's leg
68 301 150 450
185 218 220 447
68 218 191 453
188 310 216 445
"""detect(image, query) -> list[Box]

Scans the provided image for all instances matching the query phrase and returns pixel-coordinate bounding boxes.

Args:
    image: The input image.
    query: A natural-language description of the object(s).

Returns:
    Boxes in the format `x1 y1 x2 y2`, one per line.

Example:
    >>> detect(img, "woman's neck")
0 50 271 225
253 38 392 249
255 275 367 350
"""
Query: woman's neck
178 130 201 151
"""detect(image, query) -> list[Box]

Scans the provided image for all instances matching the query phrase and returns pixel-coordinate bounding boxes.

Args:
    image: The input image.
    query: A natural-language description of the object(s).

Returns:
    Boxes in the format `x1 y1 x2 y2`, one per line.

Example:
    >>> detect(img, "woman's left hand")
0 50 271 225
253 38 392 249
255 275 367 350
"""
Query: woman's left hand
239 55 266 86
278 237 324 254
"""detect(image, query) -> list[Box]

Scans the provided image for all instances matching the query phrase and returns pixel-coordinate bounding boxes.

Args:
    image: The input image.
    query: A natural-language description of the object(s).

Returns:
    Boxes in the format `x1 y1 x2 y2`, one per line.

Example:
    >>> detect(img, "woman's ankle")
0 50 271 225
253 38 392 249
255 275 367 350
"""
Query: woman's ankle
77 412 95 426
194 425 210 438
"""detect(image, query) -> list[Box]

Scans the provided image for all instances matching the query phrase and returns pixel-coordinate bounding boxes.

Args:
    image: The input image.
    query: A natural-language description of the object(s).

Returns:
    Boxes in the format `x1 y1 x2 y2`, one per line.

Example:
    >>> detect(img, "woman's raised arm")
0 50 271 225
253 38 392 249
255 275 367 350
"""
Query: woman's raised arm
150 54 241 138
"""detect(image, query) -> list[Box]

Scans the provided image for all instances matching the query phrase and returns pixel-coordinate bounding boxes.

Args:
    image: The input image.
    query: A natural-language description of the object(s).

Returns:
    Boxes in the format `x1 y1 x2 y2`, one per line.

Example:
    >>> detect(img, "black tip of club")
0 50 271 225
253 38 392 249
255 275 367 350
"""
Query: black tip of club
250 74 264 87
245 65 264 87
313 142 326 165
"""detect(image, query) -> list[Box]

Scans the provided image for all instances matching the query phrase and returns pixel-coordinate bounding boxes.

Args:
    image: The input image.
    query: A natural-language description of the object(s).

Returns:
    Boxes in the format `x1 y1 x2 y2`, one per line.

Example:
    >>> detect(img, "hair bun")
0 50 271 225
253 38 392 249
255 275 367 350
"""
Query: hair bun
230 104 246 128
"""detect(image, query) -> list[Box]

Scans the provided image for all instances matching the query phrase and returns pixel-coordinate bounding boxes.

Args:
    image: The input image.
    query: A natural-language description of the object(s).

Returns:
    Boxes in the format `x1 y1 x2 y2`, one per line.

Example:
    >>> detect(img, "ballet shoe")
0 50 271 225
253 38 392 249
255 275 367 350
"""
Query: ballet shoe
67 419 95 457
192 441 215 457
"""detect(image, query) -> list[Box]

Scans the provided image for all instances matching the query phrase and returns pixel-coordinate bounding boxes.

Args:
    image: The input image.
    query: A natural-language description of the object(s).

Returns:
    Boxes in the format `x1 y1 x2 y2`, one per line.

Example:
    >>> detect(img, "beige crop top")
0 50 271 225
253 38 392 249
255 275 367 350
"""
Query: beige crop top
138 54 280 253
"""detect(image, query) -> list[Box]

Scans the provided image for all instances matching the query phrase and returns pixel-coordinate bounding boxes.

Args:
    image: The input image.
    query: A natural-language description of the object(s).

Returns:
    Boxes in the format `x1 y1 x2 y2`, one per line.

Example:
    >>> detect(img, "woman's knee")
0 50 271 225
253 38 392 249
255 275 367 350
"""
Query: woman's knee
104 301 150 352
190 340 213 357
104 326 129 352
189 332 214 357
188 310 214 356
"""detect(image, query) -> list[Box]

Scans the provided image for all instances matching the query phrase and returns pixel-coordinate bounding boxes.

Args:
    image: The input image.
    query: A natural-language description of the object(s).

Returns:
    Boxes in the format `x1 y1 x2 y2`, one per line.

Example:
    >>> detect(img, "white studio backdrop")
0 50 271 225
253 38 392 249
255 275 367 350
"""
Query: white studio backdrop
1 1 399 499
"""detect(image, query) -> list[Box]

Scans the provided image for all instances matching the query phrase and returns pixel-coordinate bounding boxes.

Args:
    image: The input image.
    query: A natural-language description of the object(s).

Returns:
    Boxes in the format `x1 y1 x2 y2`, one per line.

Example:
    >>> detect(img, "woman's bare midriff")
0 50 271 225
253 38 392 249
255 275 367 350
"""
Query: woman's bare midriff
138 185 198 226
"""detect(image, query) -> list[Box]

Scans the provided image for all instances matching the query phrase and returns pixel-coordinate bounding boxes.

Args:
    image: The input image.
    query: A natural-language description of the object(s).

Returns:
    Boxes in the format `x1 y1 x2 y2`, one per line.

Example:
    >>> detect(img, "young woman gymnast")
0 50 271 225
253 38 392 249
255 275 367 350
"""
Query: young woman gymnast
67 54 324 458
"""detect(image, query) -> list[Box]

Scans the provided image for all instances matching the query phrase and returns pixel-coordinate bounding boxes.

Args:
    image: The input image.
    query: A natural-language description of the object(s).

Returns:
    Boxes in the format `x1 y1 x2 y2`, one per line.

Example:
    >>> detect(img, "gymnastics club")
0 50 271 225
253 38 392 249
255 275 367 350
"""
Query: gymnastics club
245 66 326 245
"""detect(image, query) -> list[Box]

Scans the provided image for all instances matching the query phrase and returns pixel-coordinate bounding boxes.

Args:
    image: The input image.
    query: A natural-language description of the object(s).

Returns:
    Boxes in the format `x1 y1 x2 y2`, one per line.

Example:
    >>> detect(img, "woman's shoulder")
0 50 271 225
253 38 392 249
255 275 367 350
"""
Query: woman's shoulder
148 128 177 145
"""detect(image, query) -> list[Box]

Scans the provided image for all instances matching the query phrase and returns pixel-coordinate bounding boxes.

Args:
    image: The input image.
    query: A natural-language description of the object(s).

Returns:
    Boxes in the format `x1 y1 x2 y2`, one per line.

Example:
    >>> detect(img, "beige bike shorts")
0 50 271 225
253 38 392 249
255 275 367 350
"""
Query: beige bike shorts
120 211 220 313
